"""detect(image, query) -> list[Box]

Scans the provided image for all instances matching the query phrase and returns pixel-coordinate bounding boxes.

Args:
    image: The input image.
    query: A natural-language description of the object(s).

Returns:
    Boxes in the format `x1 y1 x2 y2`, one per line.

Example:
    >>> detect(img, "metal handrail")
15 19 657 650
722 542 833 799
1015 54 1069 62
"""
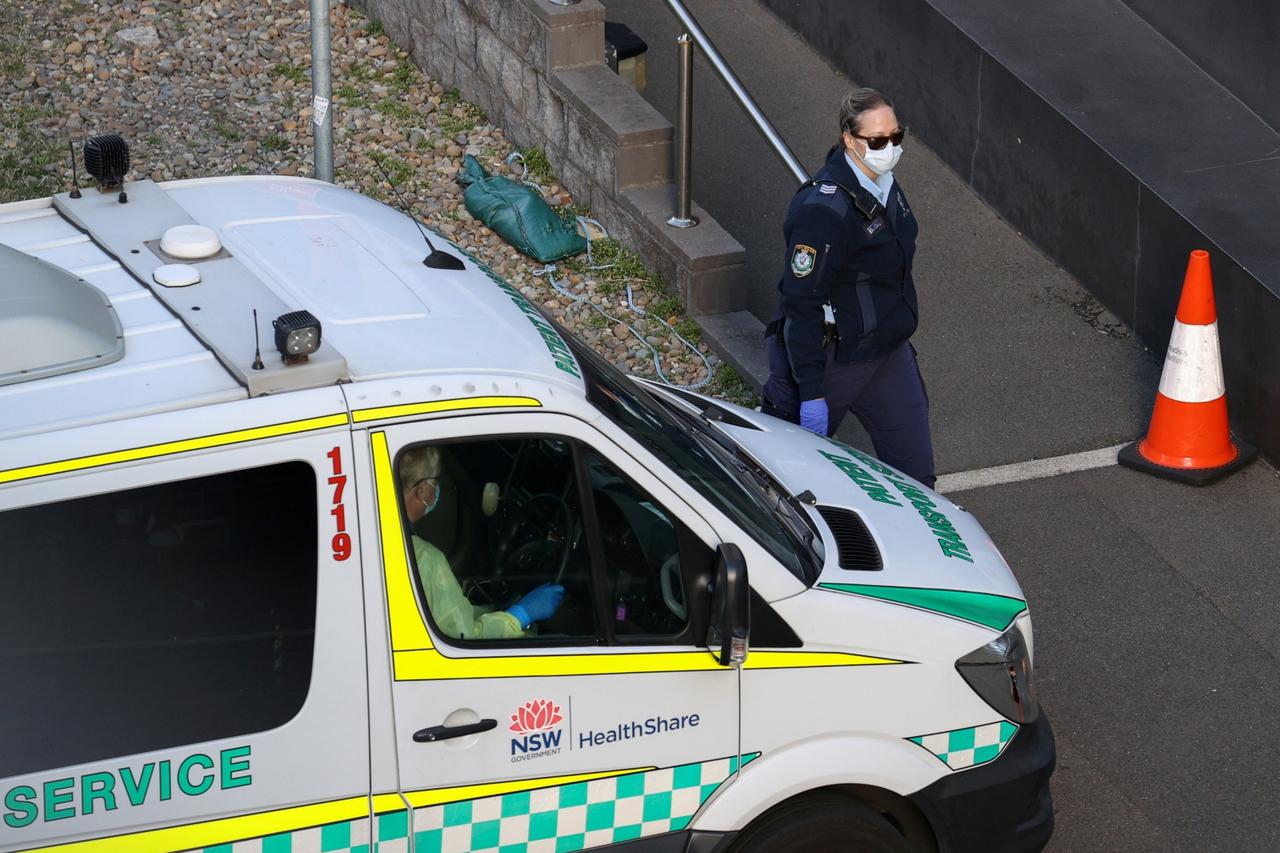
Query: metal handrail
660 0 810 187
667 34 698 228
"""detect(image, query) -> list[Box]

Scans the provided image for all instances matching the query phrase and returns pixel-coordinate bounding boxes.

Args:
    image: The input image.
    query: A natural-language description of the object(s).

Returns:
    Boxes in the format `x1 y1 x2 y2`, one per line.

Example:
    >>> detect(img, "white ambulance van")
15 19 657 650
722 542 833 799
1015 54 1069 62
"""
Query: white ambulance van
0 146 1053 853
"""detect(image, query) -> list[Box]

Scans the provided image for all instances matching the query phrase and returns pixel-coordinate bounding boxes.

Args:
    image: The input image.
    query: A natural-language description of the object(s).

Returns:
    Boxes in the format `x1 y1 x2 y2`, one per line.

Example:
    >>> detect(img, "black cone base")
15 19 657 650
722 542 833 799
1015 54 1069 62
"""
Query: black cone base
1117 437 1258 486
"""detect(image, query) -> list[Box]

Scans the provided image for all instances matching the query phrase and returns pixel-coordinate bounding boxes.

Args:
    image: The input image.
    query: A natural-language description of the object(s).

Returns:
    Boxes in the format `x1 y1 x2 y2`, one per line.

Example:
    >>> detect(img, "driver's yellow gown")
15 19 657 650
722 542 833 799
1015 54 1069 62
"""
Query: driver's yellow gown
412 535 525 639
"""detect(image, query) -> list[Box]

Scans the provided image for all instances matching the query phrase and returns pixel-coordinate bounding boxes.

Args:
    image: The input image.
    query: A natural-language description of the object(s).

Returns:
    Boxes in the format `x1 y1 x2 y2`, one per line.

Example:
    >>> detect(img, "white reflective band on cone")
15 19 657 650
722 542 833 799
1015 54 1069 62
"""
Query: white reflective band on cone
1158 320 1226 403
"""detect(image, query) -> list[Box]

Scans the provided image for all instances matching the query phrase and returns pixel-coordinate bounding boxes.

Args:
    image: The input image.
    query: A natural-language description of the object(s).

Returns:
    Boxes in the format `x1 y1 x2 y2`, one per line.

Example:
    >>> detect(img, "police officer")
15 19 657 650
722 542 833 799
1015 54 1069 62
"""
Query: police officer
762 87 935 487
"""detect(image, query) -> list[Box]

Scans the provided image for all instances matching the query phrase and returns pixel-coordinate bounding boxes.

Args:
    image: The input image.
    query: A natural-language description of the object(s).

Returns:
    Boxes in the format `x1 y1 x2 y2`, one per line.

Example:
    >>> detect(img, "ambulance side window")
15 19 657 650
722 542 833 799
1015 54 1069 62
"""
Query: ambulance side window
399 436 704 646
403 438 599 643
584 452 692 639
0 462 317 780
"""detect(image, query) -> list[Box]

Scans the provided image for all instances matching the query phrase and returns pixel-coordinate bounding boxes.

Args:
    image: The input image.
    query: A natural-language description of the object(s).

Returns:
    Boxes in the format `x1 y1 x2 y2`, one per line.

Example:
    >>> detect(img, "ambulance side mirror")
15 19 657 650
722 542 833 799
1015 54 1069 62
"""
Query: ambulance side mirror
707 543 750 667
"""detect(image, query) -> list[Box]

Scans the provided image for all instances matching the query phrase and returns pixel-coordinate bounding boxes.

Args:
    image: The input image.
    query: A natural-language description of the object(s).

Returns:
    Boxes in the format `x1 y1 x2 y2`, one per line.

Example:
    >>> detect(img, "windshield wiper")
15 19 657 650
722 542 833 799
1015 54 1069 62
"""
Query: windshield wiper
644 389 822 570
683 418 821 559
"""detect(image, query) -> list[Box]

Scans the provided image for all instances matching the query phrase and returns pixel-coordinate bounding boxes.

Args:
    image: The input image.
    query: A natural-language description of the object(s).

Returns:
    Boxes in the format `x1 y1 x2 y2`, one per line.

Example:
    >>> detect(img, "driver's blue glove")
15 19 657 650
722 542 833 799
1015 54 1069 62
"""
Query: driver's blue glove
799 397 829 435
507 583 565 628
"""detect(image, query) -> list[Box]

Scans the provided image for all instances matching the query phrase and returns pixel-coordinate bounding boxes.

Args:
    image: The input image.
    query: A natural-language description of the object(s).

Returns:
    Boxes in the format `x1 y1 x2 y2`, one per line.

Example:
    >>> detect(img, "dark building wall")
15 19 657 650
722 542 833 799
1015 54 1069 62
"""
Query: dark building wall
759 0 1280 463
1120 0 1280 131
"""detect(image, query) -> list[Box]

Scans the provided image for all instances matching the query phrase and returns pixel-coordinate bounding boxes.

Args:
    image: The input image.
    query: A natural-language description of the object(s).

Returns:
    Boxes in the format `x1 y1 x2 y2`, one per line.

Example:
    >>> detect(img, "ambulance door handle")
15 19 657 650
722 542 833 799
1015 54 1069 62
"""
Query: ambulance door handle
413 718 497 743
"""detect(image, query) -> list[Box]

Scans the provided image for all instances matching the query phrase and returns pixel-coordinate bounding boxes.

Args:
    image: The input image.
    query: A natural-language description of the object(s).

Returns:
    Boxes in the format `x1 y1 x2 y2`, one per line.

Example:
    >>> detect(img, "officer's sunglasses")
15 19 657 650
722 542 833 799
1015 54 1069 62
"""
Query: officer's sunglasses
848 127 908 150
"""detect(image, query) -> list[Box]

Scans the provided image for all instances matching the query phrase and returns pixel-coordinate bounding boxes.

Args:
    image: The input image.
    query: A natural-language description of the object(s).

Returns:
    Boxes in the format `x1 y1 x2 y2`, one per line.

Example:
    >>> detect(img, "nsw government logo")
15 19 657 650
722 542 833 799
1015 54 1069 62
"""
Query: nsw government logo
509 699 564 763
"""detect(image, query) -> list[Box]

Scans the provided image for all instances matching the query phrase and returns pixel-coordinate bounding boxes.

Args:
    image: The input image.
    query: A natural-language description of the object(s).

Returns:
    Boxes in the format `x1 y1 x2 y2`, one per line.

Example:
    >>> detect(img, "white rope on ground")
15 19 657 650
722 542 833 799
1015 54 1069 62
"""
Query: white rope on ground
504 151 543 192
536 262 716 390
534 219 715 390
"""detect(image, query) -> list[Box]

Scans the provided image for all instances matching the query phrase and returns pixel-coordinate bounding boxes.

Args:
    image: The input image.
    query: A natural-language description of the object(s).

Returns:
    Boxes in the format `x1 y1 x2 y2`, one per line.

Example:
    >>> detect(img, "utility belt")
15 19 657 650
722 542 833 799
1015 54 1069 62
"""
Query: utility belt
763 315 840 347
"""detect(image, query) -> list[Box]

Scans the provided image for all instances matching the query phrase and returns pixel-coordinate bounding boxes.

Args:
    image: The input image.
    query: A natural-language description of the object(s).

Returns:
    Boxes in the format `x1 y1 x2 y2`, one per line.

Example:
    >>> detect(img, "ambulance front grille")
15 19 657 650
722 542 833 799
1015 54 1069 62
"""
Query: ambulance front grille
815 505 882 571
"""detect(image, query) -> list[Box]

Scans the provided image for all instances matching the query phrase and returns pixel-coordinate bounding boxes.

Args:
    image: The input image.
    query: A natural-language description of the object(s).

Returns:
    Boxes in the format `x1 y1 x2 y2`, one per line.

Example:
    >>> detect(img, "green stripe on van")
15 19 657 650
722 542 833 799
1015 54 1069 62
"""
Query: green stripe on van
819 583 1026 631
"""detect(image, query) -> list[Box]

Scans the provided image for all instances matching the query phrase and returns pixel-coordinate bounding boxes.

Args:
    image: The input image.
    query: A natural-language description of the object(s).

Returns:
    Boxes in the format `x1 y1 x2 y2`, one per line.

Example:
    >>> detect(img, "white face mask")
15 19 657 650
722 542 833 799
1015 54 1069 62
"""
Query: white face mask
859 142 902 176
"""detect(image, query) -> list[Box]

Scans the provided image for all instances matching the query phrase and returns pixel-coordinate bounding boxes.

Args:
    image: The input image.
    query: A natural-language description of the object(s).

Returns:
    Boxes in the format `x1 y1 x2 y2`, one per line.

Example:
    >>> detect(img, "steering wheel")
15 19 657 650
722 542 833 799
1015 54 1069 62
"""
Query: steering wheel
492 493 574 581
659 553 687 621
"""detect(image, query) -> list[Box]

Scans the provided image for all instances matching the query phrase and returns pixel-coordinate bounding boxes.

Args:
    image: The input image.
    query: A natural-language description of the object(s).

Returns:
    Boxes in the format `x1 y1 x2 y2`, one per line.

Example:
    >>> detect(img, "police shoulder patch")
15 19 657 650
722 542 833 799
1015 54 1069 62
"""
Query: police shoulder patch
791 244 817 277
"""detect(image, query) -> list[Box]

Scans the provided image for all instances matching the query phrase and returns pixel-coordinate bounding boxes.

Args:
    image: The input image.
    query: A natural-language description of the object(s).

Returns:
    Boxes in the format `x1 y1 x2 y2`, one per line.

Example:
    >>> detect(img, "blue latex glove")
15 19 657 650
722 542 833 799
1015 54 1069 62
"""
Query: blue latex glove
507 583 565 628
799 397 829 435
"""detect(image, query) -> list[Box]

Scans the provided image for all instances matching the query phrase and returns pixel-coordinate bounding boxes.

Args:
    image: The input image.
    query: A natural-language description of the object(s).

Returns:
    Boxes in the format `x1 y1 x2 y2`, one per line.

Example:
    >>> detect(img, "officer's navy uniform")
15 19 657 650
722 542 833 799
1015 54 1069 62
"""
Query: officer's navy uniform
763 145 935 486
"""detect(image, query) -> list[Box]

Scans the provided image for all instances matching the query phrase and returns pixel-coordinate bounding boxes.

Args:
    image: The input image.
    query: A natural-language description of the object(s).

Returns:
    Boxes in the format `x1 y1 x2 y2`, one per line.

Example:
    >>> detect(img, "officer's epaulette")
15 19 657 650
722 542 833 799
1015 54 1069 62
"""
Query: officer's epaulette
796 177 882 222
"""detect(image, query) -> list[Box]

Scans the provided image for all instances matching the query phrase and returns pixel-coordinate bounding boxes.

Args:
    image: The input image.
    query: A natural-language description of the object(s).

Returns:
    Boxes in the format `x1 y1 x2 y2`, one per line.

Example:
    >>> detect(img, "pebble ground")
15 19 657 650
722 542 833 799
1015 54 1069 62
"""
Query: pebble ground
1 0 754 402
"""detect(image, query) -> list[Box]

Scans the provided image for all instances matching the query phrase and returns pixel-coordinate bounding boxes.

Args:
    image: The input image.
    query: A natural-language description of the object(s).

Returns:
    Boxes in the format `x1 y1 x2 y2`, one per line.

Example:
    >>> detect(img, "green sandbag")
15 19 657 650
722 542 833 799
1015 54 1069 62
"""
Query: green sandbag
456 154 587 263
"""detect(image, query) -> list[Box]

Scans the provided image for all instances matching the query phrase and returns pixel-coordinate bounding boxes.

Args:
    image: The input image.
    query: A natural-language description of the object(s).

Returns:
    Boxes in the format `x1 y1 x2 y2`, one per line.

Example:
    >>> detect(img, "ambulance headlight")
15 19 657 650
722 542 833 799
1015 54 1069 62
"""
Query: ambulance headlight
273 310 322 361
956 623 1038 724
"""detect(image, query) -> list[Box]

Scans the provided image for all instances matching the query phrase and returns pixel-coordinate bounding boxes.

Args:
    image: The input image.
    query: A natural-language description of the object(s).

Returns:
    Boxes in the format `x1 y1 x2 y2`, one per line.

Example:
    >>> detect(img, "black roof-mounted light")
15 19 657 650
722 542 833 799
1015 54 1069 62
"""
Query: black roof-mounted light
273 310 322 364
83 134 131 203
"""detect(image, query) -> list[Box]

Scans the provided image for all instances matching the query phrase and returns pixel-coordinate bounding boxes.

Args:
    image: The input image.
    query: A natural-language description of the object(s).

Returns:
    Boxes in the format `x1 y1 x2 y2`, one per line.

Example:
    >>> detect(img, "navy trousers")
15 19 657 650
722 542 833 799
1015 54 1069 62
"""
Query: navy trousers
763 336 936 488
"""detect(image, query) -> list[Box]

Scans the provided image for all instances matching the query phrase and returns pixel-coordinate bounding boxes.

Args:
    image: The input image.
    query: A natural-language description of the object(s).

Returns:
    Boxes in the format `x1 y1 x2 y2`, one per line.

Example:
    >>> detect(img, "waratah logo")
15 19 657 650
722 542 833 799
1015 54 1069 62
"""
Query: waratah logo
510 699 562 733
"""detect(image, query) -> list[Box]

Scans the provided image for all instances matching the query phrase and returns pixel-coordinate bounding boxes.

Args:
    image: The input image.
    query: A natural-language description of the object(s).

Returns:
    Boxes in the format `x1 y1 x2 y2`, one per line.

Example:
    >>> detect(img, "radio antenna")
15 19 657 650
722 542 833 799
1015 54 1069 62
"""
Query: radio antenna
251 309 265 371
373 158 465 271
68 141 82 199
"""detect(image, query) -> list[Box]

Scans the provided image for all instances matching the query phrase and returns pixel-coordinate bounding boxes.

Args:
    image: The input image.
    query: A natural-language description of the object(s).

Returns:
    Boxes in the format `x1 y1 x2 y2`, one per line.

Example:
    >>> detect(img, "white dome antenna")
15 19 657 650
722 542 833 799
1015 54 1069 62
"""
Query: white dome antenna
160 224 222 260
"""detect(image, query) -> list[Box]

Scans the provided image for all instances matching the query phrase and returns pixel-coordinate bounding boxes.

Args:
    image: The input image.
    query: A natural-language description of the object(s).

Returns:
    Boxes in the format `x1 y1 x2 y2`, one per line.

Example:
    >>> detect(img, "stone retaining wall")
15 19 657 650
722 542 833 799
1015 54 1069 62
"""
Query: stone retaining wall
353 0 748 317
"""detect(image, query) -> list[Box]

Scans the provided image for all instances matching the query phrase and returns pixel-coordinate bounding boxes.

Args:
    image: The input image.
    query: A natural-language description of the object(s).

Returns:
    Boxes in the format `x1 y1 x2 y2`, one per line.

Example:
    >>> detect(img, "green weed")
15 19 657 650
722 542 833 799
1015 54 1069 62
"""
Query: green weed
0 6 30 78
347 62 376 82
365 19 385 37
272 63 308 84
375 97 415 121
555 201 592 222
519 146 555 185
674 316 703 344
334 84 367 108
388 63 418 94
649 296 683 320
437 113 476 135
262 133 290 152
0 96 61 203
0 144 64 204
369 151 414 185
707 364 758 408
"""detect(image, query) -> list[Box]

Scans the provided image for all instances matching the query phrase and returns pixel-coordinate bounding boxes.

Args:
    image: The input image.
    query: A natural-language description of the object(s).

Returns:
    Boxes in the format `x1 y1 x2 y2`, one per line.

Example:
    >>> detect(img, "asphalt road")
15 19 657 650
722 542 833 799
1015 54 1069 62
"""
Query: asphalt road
603 1 1280 850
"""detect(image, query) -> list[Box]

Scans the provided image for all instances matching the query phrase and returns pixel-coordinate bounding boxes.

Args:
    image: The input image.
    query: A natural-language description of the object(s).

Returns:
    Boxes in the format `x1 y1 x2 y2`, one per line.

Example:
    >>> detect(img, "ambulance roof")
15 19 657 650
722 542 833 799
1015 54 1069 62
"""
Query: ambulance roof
0 176 585 440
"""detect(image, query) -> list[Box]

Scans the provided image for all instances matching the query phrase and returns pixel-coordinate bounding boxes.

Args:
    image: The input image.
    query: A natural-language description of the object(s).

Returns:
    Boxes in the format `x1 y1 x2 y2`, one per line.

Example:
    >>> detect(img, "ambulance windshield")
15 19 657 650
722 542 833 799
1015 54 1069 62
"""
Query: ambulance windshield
570 338 817 583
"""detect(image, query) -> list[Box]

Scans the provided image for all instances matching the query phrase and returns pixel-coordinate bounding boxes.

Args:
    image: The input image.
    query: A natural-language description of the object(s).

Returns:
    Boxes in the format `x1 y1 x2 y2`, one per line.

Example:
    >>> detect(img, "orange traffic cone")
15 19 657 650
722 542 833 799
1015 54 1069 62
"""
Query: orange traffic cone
1118 249 1256 485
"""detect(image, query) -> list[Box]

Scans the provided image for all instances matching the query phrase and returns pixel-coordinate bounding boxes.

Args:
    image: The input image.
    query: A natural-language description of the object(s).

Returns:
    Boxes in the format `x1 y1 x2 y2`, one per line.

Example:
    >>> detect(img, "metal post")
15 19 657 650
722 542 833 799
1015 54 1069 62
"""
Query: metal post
309 0 334 183
660 0 809 185
667 33 698 229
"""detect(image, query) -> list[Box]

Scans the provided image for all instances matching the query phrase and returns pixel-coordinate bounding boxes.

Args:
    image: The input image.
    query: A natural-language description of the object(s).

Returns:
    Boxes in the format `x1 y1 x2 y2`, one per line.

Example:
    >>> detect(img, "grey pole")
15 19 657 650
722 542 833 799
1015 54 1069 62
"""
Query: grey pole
310 0 334 182
666 33 698 229
660 0 809 185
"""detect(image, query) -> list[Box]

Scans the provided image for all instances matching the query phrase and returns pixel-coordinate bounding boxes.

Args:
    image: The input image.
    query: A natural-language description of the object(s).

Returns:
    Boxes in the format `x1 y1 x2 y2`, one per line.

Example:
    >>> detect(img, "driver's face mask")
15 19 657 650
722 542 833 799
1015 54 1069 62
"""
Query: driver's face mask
420 478 441 514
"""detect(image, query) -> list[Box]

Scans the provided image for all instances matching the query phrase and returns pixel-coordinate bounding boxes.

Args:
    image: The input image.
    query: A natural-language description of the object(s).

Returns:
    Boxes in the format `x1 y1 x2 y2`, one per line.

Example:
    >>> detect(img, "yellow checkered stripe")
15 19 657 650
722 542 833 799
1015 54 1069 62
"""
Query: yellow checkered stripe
19 757 762 852
16 772 630 852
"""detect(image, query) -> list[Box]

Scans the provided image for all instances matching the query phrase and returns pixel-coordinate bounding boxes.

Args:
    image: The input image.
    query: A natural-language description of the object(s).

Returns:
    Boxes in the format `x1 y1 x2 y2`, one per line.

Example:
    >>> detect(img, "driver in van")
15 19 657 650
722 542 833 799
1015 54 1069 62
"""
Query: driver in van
399 445 565 639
